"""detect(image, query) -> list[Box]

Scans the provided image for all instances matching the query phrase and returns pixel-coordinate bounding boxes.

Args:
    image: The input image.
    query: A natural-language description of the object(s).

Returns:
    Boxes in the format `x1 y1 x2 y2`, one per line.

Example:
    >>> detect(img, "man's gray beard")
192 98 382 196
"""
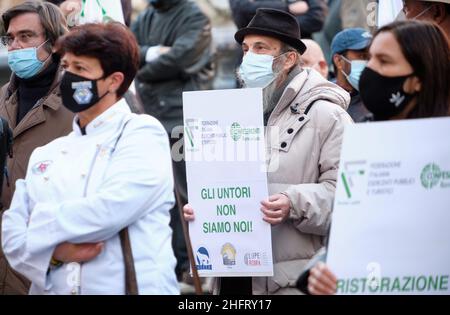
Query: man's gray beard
236 70 284 114
262 76 281 114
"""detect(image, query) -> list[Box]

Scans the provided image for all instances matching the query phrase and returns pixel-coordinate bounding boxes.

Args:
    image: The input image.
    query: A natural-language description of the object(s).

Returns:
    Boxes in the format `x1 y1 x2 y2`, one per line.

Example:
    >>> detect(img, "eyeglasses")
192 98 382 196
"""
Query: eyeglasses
1 32 45 47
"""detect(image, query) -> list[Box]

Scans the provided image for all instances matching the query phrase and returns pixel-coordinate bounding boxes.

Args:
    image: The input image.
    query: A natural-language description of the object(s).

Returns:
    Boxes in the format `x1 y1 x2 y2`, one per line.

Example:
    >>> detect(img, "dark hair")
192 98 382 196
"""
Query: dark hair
56 22 139 98
374 21 450 119
2 1 68 52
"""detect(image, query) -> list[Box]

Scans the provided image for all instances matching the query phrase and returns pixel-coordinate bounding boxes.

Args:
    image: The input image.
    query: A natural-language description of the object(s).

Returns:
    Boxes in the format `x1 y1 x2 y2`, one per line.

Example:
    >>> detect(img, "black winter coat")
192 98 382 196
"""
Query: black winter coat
229 0 328 39
132 0 214 132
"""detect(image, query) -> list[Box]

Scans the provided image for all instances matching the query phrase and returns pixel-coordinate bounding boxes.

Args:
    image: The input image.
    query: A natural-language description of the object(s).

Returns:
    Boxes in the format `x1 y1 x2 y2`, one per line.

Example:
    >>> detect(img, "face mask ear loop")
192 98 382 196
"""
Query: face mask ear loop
37 39 52 63
272 51 296 75
413 4 435 20
96 73 114 100
339 55 352 78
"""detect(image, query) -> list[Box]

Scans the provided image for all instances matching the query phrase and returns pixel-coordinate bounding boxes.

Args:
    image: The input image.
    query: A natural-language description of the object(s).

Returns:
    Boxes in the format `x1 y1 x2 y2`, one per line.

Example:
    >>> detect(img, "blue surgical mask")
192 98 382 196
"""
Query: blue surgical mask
238 52 278 88
8 40 48 79
341 56 367 91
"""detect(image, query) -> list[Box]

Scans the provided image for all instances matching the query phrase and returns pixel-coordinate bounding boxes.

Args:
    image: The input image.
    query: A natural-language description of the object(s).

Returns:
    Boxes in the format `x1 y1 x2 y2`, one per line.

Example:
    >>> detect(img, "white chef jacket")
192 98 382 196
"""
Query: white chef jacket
1 99 179 295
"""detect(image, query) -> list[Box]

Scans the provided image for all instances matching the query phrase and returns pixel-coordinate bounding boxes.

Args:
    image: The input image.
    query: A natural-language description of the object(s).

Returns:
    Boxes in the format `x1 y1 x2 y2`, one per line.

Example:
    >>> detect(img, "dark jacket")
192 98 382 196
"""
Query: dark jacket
0 61 74 295
296 247 327 294
229 0 328 38
131 0 214 133
347 92 373 123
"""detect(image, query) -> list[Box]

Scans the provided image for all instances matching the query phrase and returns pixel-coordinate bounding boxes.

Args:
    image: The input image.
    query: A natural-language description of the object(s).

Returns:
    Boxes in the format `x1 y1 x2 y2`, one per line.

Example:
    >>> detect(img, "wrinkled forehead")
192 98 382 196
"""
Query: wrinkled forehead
242 34 283 49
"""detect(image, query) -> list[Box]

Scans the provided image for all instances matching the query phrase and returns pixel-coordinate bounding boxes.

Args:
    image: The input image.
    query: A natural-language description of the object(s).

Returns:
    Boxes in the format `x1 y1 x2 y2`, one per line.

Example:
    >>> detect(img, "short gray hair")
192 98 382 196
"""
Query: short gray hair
280 43 301 68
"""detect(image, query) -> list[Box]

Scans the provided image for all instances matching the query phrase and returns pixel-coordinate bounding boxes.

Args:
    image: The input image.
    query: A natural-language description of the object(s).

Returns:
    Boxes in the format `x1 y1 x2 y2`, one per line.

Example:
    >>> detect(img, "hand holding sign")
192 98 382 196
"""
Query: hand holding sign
184 193 292 226
308 262 338 295
260 194 291 225
183 204 195 222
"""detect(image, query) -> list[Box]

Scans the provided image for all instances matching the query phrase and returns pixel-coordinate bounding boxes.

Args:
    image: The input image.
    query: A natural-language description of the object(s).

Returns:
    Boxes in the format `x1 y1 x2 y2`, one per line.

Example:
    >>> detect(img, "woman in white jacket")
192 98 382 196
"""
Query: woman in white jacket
1 22 179 295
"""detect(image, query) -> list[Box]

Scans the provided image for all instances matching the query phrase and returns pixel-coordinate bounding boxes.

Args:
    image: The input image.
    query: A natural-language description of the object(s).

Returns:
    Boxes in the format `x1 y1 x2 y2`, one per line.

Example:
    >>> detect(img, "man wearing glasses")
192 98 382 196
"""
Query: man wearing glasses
0 1 73 295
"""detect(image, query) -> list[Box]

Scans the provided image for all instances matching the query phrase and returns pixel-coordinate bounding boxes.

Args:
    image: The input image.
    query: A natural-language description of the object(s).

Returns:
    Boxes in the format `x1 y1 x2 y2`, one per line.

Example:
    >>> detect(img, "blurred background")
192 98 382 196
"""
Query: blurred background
0 0 240 88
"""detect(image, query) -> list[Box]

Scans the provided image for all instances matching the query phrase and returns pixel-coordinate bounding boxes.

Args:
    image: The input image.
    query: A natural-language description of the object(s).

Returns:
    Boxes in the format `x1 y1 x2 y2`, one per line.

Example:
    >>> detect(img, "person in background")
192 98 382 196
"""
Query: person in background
45 0 144 115
2 22 179 295
301 39 329 79
0 1 73 295
299 20 450 295
313 0 374 67
132 0 214 284
229 0 328 39
403 0 450 39
45 0 133 27
331 28 373 122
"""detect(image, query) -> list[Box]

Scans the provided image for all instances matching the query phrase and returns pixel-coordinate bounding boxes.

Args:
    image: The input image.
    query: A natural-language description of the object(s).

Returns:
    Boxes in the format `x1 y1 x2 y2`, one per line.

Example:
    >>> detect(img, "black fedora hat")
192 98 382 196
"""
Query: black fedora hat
234 8 307 54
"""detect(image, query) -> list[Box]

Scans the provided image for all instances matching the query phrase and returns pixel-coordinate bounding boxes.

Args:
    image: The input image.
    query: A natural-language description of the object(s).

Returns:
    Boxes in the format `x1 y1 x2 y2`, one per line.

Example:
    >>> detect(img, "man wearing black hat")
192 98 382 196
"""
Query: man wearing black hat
184 8 353 295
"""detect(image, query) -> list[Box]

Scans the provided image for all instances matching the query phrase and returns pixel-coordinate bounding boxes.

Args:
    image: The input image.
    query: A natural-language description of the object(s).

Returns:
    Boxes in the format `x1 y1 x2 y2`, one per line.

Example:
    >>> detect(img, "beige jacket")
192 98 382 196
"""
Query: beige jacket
253 68 353 295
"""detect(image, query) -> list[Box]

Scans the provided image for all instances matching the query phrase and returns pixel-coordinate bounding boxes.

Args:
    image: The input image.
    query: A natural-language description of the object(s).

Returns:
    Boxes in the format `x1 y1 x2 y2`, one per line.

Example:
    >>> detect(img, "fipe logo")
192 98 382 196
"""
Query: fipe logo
196 247 212 270
244 253 261 266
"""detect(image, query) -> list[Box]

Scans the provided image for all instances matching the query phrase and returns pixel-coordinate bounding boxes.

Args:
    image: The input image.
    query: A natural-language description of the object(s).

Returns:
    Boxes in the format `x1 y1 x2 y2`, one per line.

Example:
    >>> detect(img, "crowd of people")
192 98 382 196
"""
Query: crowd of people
0 0 448 295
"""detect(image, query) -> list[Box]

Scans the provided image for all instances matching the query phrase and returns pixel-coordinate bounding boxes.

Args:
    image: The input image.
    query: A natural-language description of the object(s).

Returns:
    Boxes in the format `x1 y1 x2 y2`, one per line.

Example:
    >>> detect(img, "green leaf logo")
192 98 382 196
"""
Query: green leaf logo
230 122 242 141
421 163 441 189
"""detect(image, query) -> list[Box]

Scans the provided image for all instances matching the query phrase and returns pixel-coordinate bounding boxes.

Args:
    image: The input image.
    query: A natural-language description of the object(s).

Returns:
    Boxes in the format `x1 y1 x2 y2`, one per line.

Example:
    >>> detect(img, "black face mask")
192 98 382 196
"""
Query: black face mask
60 71 108 113
359 67 417 121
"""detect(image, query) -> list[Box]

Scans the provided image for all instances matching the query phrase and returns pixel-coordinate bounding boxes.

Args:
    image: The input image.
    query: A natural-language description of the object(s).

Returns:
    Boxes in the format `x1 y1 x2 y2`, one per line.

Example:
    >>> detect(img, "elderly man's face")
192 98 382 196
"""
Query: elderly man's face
241 34 298 76
242 34 284 57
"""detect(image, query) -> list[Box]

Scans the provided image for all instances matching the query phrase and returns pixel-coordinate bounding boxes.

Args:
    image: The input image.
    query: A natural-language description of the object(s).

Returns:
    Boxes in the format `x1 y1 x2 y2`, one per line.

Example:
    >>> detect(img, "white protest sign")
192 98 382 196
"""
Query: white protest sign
183 88 273 277
78 0 125 25
377 0 404 27
327 118 450 295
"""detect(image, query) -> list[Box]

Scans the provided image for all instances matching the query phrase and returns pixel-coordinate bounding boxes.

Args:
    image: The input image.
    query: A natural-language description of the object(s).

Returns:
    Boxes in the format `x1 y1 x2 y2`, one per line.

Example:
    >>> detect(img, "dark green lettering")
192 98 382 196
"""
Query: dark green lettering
427 275 439 291
350 278 359 293
380 277 390 293
440 275 449 291
416 276 427 291
336 279 346 294
402 277 411 292
391 278 401 292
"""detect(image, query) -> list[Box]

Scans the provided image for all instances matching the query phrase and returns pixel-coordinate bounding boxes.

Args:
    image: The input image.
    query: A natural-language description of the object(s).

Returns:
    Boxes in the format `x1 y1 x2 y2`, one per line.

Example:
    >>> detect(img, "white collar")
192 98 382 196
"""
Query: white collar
72 98 131 136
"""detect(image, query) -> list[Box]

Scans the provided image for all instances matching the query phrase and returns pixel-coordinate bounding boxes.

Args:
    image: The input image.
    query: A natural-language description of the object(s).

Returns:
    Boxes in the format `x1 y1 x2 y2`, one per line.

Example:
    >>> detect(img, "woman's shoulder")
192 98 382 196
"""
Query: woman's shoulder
32 132 74 154
125 113 167 137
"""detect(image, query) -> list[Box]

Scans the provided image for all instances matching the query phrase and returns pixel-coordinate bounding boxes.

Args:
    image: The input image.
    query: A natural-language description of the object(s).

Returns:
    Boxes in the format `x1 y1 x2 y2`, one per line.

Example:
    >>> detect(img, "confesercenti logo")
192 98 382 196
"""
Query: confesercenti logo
230 122 260 142
421 163 450 189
